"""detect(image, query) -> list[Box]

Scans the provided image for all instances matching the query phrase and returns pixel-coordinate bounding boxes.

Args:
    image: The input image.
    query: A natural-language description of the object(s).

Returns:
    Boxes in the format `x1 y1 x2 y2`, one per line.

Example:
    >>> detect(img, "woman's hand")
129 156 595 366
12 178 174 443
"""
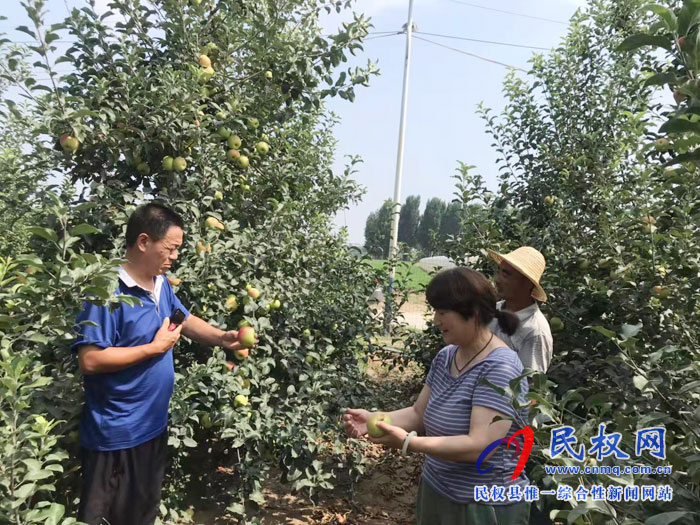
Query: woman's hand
368 421 408 450
344 408 371 438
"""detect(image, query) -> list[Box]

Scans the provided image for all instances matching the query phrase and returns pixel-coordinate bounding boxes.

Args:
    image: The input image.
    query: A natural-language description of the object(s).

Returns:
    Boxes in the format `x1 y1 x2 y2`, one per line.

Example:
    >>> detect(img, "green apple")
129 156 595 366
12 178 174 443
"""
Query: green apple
270 299 281 309
242 184 251 191
60 134 80 153
550 317 565 332
234 394 248 408
217 127 232 139
303 328 311 338
238 326 256 348
200 413 213 428
255 141 269 155
238 319 251 328
248 117 259 128
237 155 249 169
652 285 671 299
173 156 187 172
264 70 272 80
654 138 670 152
136 162 150 175
214 190 223 200
225 295 238 310
367 412 393 438
227 135 242 149
162 156 174 171
201 65 215 80
245 283 253 290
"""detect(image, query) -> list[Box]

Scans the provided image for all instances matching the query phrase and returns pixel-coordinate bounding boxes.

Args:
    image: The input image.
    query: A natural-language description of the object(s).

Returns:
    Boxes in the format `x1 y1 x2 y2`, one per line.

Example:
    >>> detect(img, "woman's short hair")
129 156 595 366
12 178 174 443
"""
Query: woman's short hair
426 267 519 336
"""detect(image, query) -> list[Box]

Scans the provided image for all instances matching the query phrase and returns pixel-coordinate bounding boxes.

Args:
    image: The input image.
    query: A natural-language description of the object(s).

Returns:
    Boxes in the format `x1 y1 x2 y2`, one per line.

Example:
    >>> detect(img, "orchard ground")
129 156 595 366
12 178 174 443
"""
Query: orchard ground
195 356 425 525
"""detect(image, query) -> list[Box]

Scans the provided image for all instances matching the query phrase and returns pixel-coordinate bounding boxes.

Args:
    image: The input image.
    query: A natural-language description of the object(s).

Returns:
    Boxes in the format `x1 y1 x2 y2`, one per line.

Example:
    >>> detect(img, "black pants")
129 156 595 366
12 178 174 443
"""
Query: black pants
78 431 168 525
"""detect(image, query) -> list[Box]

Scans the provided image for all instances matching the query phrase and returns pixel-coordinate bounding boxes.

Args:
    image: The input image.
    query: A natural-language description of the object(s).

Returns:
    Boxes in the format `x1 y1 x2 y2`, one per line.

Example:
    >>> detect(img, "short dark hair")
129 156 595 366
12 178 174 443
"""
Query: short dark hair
125 203 184 248
426 267 519 336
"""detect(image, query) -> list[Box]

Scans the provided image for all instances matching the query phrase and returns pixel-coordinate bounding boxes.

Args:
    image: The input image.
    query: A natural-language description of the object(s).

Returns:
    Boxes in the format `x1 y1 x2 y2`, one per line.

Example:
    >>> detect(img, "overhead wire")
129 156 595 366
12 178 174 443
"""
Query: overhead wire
444 0 568 25
412 35 526 71
413 31 550 51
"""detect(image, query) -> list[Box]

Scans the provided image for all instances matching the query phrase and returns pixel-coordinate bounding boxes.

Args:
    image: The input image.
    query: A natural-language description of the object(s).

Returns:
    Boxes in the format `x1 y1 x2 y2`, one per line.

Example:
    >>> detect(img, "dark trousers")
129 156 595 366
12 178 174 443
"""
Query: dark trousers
78 431 168 525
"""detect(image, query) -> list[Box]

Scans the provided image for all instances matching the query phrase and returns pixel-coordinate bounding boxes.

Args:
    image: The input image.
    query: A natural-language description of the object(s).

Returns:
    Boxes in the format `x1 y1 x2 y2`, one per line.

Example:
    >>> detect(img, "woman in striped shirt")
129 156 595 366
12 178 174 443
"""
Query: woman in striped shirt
345 267 531 524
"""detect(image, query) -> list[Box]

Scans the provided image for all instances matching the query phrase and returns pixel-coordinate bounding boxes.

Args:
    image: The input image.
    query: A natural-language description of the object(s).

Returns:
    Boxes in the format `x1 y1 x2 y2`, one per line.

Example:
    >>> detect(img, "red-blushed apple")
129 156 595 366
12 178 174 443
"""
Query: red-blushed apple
234 348 249 360
227 149 241 161
225 361 235 371
238 326 256 348
247 287 260 299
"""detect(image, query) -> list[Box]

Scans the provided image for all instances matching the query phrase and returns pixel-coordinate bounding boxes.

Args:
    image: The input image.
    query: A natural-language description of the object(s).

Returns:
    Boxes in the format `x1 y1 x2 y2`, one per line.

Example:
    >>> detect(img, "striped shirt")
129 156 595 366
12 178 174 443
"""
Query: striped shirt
422 345 530 504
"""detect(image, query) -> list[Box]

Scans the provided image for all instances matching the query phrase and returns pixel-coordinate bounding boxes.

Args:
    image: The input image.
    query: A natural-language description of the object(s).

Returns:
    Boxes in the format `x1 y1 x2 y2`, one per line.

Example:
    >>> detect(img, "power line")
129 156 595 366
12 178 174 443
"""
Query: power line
414 31 550 51
412 35 526 72
445 0 568 25
364 32 402 41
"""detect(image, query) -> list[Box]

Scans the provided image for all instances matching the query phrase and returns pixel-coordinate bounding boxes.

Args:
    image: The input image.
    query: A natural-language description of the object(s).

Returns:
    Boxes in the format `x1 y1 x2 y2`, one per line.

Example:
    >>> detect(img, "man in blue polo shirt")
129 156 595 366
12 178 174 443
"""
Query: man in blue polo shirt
72 203 250 525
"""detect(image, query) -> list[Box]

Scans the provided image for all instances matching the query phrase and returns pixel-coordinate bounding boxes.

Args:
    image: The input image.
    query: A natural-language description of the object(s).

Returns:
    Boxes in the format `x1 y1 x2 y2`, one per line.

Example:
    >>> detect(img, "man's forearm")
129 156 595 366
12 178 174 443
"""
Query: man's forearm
408 434 489 463
79 343 159 375
182 314 224 347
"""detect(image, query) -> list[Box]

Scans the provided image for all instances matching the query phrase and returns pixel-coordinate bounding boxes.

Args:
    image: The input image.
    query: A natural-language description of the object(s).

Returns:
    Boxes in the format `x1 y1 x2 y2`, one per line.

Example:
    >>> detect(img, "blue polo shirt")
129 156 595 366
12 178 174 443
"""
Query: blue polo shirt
71 267 190 451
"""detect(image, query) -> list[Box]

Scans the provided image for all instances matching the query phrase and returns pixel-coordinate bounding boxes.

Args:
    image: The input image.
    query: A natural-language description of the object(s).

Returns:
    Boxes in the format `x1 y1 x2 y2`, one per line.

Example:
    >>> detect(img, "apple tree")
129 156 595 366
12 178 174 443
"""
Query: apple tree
1 0 386 521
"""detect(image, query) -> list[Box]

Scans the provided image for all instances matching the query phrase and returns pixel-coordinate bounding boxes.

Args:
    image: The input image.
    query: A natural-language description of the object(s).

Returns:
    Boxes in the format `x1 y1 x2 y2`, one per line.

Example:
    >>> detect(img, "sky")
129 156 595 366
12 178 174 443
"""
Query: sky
3 0 584 244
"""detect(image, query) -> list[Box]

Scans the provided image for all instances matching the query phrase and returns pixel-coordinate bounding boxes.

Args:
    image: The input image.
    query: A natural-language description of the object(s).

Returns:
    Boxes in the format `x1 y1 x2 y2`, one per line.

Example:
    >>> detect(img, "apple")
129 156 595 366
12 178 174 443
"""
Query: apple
367 412 393 438
654 138 670 152
673 90 687 104
550 317 565 332
245 283 253 290
578 260 589 271
270 299 281 309
242 184 251 191
248 287 260 299
136 162 150 175
678 35 687 47
241 379 251 389
227 149 241 161
227 135 242 149
214 190 223 200
216 111 227 119
238 319 251 328
196 241 211 254
201 65 215 80
225 295 238 310
167 276 181 286
642 223 657 234
217 127 232 139
652 285 671 299
199 54 211 68
200 413 213 428
642 215 656 225
205 217 225 231
303 328 311 338
234 394 248 408
255 141 269 155
248 117 259 128
544 195 554 206
225 361 236 371
264 70 272 80
305 355 313 364
237 155 250 169
162 156 174 171
234 348 250 360
238 326 256 348
173 157 187 172
204 42 218 55
60 134 80 153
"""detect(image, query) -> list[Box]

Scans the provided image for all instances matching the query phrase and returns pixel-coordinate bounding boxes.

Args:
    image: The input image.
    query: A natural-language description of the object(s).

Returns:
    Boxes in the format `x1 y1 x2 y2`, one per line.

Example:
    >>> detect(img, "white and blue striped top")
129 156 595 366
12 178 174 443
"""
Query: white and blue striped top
422 345 530 504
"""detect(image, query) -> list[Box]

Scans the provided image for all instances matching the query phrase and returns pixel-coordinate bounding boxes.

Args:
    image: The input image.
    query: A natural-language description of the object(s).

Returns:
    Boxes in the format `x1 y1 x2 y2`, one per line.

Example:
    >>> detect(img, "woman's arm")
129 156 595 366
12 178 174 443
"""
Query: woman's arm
386 384 430 433
408 405 512 462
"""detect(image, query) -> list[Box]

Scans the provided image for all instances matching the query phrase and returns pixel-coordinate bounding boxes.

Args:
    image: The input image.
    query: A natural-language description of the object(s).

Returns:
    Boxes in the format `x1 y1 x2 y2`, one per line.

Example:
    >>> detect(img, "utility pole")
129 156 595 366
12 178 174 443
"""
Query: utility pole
384 0 415 335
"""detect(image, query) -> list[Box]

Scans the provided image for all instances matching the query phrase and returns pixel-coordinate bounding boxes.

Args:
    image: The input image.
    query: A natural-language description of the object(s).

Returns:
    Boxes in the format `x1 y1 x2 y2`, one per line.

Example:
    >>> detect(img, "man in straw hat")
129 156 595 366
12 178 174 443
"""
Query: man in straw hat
487 246 553 373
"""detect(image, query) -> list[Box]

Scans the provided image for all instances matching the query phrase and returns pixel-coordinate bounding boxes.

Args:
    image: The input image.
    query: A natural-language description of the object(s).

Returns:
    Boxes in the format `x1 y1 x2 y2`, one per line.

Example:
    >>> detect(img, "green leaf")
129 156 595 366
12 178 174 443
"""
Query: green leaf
616 33 672 52
641 4 677 31
70 224 101 236
620 323 643 339
633 375 648 391
27 227 58 243
645 511 699 525
659 118 700 134
643 72 678 87
589 325 616 339
183 437 197 447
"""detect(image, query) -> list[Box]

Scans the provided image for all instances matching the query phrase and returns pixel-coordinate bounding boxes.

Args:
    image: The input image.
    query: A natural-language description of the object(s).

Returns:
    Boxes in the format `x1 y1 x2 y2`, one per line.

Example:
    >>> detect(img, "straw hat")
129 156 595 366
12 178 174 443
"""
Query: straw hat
487 246 547 302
